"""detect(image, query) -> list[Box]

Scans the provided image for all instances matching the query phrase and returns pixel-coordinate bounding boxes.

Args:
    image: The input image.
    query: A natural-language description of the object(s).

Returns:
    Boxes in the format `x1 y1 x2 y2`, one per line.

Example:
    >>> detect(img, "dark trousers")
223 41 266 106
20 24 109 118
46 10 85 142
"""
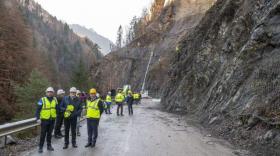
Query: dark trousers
87 118 99 144
116 102 123 115
105 102 111 114
128 104 133 115
39 119 55 148
134 100 140 105
54 112 64 136
64 117 77 145
77 116 81 134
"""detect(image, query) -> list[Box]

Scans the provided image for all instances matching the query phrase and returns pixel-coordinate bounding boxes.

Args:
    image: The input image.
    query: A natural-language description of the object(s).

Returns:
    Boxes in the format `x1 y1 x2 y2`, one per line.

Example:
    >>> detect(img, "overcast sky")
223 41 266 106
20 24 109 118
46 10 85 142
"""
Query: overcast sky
34 0 153 42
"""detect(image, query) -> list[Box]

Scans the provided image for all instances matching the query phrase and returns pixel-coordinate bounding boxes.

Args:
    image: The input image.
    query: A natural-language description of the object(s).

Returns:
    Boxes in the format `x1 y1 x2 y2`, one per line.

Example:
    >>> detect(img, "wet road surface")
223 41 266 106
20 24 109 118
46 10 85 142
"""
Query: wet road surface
22 99 238 156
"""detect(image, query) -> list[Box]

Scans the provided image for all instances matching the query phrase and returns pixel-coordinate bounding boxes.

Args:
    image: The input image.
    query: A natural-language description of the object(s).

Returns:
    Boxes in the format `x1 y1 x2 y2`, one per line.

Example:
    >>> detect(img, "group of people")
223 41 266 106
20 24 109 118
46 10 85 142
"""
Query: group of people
35 86 141 153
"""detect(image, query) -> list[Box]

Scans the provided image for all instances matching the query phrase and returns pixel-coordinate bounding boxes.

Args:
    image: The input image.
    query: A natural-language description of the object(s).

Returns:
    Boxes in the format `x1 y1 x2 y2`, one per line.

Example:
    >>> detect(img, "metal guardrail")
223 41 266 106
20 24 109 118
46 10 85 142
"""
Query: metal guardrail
0 110 87 147
0 118 38 138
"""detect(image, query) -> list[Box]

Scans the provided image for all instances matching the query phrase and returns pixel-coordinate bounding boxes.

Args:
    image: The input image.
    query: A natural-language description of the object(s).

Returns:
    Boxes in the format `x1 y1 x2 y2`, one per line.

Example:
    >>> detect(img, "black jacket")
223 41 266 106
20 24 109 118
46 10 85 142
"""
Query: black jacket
60 96 82 119
127 95 134 105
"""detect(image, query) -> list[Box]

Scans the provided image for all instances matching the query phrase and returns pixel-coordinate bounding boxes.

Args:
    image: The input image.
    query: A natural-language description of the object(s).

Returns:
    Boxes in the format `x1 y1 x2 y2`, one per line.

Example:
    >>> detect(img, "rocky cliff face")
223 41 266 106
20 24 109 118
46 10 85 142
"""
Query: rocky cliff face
0 0 102 123
174 0 216 20
92 0 215 95
162 0 280 155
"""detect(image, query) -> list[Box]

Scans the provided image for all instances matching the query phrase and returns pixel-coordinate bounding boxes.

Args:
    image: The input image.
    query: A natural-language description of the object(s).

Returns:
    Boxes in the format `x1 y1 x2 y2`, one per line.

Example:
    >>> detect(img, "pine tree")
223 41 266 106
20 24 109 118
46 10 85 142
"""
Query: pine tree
125 16 139 45
14 70 51 119
116 25 123 49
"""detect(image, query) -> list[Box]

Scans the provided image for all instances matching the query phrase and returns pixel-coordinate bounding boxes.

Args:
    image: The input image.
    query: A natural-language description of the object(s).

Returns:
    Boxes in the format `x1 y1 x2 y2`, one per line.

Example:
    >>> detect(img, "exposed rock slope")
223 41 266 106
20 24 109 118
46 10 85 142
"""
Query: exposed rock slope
92 0 215 95
162 0 280 155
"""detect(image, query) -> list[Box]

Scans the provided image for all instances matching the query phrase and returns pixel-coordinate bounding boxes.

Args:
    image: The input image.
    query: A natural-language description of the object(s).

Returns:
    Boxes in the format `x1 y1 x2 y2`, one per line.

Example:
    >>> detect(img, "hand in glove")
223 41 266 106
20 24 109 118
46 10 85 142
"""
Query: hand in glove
36 119 41 124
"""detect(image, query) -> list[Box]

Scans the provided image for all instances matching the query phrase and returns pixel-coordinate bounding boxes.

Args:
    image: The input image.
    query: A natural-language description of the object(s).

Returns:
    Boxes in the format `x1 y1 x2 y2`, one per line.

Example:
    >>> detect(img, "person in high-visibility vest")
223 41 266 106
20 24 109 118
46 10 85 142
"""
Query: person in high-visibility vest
133 92 141 105
85 88 104 148
60 87 82 149
105 91 112 114
115 89 125 116
35 87 58 153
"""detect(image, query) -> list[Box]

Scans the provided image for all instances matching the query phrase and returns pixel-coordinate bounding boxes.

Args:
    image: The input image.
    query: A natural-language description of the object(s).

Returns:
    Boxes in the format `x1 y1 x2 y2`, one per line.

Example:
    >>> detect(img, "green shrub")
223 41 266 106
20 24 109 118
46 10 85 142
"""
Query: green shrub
14 70 51 120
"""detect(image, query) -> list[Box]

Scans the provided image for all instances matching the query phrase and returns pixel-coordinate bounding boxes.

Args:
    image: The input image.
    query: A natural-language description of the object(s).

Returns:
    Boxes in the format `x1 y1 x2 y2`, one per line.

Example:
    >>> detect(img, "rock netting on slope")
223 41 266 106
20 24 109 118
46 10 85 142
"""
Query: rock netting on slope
92 0 215 95
162 0 280 155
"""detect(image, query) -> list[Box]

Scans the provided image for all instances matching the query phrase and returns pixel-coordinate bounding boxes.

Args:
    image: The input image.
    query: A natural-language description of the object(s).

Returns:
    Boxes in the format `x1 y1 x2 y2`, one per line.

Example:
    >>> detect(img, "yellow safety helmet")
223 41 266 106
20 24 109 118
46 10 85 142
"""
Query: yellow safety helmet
89 88 97 94
118 88 123 92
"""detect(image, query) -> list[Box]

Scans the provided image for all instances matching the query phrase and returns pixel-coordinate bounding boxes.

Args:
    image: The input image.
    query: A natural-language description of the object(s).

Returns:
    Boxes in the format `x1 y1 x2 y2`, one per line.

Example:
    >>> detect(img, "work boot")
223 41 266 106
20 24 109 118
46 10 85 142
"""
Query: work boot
63 144 68 149
72 144 78 148
91 141 96 148
47 145 54 151
38 147 43 153
84 143 91 148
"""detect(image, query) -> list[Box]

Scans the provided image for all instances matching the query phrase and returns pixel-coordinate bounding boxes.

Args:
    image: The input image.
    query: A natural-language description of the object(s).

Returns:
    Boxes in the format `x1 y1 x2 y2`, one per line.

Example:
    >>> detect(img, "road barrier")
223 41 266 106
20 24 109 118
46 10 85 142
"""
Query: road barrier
0 109 87 147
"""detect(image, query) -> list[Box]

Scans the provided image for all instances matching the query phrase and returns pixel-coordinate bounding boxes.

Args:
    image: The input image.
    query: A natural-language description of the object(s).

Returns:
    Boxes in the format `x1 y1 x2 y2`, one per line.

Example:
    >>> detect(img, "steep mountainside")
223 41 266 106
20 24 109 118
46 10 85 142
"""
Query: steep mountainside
18 0 102 87
162 0 280 155
0 0 35 123
70 24 114 55
0 0 102 123
92 0 215 95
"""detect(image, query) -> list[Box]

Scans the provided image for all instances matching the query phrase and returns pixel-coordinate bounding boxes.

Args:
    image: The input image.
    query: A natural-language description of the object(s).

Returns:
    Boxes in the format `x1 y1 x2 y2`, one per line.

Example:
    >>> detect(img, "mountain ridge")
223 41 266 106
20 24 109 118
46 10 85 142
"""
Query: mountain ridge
70 24 114 55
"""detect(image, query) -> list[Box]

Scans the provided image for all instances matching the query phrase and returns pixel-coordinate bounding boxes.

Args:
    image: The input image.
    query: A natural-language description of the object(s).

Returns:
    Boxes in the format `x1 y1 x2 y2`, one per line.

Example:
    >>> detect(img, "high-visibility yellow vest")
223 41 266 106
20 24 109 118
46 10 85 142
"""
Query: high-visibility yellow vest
86 99 101 119
122 92 126 98
40 97 57 120
115 93 124 103
133 93 140 100
105 95 112 102
64 104 74 118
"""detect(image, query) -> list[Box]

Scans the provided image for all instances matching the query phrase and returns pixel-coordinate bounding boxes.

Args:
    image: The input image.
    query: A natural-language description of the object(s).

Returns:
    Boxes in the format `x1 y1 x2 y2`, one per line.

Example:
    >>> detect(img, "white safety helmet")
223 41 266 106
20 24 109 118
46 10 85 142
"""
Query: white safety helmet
108 91 111 95
46 87 54 93
69 87 77 93
96 93 100 98
76 90 81 95
57 89 65 95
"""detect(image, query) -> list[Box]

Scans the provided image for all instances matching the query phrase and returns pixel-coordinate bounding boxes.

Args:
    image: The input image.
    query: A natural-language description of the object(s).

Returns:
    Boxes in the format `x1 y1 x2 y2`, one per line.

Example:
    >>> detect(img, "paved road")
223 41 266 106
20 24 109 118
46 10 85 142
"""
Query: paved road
22 99 237 156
